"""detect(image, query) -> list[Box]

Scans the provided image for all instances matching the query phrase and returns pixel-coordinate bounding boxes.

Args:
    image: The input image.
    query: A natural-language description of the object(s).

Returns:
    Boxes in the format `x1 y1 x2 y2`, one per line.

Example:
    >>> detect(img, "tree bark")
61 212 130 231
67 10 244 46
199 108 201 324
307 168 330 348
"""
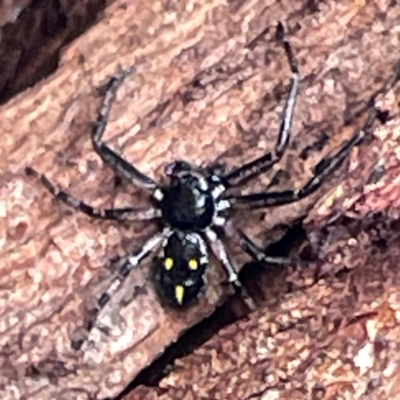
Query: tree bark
128 106 400 400
0 0 399 399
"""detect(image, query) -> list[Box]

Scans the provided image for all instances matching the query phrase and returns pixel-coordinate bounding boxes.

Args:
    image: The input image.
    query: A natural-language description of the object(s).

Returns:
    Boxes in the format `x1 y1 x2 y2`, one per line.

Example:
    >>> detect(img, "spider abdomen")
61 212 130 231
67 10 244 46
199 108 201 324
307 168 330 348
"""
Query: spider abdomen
154 231 209 307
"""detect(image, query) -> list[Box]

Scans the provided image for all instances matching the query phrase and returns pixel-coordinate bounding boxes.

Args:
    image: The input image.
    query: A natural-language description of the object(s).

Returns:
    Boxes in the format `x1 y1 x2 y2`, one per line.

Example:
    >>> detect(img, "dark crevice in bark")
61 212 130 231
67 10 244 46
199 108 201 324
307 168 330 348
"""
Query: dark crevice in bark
0 0 108 105
114 222 309 399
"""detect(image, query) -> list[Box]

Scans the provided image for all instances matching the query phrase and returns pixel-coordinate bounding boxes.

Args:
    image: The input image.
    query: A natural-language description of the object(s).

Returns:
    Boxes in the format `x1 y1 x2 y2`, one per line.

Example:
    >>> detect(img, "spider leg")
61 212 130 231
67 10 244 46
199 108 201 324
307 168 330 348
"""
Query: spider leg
205 228 257 310
226 107 376 209
222 22 300 188
237 228 293 266
97 228 171 308
25 167 161 221
92 66 159 191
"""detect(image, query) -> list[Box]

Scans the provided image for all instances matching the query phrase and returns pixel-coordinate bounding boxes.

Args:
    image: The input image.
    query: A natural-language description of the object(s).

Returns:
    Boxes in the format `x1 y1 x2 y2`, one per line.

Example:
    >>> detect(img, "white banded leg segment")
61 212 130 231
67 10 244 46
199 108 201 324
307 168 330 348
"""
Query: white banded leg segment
275 22 300 156
211 183 227 199
205 228 239 283
92 66 159 191
98 228 172 308
205 228 257 310
213 198 231 227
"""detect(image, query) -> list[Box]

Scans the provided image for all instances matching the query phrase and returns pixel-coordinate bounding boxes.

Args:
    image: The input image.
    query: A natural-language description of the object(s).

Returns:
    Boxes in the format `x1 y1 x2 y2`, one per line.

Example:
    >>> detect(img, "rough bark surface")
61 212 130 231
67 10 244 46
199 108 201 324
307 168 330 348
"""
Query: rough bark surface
128 114 400 400
0 0 399 399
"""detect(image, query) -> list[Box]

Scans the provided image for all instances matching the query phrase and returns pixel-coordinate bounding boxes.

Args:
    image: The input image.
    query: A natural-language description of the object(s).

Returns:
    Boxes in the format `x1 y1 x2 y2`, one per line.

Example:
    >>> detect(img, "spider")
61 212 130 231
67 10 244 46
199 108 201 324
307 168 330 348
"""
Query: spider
26 23 375 310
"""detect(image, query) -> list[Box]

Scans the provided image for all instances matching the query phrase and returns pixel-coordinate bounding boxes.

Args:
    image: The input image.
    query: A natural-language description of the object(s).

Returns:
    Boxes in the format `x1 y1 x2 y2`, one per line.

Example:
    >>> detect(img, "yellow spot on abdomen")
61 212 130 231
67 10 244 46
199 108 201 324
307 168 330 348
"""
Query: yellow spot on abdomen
188 259 198 270
164 257 174 270
175 285 185 305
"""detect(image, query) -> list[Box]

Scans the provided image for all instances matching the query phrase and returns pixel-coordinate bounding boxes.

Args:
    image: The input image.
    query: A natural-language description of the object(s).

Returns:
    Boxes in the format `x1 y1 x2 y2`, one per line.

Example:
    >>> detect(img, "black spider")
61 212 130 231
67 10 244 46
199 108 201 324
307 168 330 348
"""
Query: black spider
25 23 377 309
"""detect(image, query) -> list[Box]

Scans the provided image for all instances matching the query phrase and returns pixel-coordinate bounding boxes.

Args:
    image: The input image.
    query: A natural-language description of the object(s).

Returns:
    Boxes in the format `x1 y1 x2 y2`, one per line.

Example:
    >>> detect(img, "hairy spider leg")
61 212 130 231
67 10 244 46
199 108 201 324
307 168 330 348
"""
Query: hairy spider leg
97 228 172 308
205 228 257 310
92 66 159 191
222 22 300 188
226 106 377 209
25 166 161 221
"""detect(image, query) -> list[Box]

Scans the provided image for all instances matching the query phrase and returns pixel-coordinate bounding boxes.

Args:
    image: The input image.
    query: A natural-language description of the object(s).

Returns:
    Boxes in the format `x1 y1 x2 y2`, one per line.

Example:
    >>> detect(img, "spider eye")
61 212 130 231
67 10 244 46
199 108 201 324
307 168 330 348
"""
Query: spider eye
175 284 185 305
164 257 174 270
188 258 198 270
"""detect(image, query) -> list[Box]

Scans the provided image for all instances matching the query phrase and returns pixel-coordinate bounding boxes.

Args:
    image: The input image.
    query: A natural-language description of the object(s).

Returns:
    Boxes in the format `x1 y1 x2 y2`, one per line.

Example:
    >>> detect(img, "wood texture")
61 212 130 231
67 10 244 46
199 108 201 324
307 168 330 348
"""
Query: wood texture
0 0 399 399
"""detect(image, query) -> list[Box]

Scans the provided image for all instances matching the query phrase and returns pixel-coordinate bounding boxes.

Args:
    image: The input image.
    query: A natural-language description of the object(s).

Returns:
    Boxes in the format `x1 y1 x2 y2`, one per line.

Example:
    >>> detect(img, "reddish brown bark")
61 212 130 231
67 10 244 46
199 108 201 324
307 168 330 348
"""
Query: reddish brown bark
0 0 399 399
127 99 400 400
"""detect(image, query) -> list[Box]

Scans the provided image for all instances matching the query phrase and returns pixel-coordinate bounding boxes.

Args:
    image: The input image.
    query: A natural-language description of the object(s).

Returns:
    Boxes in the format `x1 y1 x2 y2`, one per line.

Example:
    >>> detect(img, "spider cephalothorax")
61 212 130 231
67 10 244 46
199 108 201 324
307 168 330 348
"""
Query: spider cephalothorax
26 23 382 311
158 160 228 231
